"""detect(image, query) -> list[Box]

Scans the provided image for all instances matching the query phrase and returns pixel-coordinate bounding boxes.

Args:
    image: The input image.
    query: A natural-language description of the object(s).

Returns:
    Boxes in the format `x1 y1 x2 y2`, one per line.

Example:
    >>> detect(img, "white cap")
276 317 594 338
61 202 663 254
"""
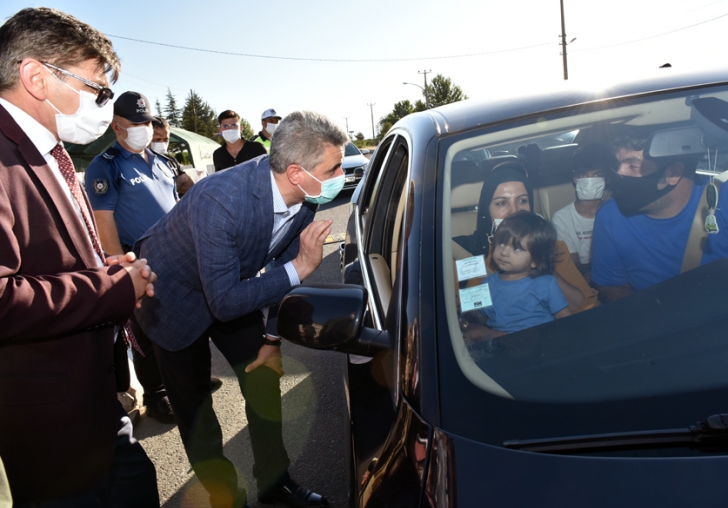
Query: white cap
261 108 281 120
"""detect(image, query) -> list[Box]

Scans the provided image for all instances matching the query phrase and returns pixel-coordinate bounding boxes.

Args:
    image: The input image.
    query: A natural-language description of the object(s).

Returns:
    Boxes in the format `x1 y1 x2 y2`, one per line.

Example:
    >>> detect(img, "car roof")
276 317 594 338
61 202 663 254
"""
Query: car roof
395 66 728 139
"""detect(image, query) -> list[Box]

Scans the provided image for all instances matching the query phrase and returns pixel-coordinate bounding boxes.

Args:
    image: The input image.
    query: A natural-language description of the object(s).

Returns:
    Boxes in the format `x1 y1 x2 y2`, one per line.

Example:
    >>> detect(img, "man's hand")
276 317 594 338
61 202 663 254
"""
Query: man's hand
245 342 283 376
110 252 157 308
176 173 194 196
593 282 635 303
291 219 333 281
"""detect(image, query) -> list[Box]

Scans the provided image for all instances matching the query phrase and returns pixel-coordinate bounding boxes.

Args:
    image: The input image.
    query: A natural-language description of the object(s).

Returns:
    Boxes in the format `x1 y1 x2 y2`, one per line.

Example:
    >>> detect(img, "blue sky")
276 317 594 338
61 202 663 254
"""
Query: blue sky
3 0 728 137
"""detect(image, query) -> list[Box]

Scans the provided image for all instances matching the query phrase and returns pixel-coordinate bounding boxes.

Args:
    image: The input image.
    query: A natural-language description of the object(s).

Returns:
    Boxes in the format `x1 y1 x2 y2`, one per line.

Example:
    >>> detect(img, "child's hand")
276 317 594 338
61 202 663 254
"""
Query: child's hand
464 323 505 346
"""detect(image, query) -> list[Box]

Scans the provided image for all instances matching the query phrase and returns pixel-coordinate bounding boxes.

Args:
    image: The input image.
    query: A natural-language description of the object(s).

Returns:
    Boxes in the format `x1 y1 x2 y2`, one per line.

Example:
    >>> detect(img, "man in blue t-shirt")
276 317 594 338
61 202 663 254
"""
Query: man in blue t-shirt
85 91 181 424
591 137 728 302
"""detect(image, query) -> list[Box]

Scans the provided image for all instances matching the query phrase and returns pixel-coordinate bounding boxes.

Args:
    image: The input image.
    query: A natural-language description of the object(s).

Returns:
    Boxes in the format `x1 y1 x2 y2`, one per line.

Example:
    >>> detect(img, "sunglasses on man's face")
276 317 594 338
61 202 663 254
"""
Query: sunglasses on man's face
43 62 115 107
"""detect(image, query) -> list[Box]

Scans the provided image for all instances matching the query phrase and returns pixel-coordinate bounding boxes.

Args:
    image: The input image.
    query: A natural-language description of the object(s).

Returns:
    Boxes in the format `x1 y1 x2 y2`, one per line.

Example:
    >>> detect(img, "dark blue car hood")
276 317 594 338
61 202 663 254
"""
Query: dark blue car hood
427 429 728 507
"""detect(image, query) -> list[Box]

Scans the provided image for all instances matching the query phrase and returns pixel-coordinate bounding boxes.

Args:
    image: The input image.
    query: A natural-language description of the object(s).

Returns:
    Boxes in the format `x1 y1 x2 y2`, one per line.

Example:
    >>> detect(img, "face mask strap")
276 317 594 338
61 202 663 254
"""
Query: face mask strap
46 98 62 115
297 165 323 198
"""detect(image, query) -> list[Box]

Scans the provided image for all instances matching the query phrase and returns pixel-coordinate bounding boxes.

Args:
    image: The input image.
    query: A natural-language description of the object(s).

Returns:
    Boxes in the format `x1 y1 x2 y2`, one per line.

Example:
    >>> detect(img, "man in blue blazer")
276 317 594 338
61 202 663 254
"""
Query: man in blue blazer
135 110 347 508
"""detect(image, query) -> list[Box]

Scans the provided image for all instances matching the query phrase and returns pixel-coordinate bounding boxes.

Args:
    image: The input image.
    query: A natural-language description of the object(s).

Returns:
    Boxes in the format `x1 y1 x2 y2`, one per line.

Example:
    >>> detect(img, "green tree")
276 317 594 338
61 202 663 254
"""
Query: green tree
164 88 182 127
155 99 163 118
378 99 415 136
425 74 468 108
414 100 427 112
379 121 393 140
355 132 365 141
181 90 218 140
240 118 254 140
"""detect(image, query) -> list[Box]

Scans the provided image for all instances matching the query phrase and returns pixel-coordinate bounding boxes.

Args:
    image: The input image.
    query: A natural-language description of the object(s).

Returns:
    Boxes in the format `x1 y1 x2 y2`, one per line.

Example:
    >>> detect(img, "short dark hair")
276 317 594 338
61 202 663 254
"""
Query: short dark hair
572 143 618 174
218 110 240 124
613 136 646 154
0 7 120 92
490 211 557 277
152 116 169 130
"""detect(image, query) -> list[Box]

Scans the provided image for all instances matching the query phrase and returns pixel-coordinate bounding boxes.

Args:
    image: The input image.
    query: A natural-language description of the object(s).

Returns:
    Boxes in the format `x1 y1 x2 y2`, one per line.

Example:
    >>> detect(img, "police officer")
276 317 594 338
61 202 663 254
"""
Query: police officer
250 108 282 153
85 91 180 424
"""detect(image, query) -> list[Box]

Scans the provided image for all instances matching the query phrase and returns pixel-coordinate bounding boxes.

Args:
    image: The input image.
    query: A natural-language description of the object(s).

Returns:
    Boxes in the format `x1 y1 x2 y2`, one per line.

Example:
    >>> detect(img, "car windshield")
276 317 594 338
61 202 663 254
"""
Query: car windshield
441 83 728 412
345 142 361 157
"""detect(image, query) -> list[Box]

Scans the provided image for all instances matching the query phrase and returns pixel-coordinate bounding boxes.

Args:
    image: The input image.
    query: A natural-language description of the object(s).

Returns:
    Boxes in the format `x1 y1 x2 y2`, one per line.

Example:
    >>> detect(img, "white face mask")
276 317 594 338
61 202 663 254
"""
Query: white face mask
122 124 153 152
265 122 278 136
150 141 169 154
222 129 241 143
487 218 504 244
46 85 113 145
576 177 606 201
492 218 503 235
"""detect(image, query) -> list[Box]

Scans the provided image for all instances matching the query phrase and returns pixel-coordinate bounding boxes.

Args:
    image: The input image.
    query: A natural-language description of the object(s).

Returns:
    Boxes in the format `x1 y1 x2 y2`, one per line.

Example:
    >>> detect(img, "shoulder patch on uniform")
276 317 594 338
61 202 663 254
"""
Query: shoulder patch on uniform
101 147 120 160
93 178 108 195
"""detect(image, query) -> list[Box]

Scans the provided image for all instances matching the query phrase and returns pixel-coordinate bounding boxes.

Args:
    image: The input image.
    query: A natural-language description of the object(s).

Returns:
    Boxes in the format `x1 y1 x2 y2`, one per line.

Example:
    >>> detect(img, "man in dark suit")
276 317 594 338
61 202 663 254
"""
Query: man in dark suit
136 110 347 508
0 8 158 507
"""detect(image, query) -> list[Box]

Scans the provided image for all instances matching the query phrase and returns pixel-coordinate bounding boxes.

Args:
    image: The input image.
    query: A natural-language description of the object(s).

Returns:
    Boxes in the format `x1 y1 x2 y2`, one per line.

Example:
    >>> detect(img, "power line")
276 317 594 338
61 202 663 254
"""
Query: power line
572 11 728 52
118 70 188 93
107 34 552 62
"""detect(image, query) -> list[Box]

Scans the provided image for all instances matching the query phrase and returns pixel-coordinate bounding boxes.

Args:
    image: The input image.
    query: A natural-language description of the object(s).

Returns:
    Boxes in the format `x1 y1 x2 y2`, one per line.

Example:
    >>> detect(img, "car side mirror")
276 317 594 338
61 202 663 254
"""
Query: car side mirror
361 149 371 155
277 284 389 357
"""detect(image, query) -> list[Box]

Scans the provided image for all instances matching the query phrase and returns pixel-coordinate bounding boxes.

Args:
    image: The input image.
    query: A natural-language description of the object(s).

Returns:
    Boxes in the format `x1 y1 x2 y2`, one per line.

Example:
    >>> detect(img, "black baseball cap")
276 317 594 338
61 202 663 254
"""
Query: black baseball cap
113 91 155 123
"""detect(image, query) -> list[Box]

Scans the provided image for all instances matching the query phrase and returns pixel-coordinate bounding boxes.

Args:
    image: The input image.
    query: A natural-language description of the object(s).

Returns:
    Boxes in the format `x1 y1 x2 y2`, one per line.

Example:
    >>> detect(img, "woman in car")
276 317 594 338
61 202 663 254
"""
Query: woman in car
454 160 598 314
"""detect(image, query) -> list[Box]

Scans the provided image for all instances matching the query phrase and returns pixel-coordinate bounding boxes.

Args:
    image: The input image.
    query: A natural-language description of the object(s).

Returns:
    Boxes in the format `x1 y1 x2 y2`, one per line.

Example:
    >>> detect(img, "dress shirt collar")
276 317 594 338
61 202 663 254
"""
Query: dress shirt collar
0 97 59 157
270 169 302 216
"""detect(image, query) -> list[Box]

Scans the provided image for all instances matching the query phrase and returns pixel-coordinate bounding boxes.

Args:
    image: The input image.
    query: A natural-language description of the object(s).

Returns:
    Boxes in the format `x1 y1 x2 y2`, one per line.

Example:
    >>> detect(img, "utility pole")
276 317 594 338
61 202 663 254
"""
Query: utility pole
560 0 569 81
419 70 432 108
367 103 376 139
190 89 198 133
344 117 350 133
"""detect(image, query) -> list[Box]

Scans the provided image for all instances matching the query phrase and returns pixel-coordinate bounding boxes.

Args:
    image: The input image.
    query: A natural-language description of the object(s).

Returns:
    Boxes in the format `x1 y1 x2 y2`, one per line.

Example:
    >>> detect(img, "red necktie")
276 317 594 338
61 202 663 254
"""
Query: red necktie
51 143 143 356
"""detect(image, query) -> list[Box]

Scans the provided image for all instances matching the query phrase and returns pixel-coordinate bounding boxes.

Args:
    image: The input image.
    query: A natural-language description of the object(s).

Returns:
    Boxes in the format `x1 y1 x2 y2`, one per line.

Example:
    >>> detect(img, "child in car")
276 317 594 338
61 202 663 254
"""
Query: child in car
551 143 614 281
463 211 572 342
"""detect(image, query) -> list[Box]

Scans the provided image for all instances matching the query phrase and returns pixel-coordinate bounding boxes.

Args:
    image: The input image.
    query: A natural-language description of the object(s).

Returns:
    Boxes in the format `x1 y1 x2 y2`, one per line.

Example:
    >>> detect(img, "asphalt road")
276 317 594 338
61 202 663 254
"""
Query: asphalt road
135 189 357 508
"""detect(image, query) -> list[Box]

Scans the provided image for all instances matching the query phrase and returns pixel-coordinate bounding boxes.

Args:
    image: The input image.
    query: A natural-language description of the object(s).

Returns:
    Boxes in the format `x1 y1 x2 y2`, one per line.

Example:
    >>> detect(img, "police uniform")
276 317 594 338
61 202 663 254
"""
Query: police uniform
84 90 183 425
250 108 282 153
85 142 178 251
250 131 271 153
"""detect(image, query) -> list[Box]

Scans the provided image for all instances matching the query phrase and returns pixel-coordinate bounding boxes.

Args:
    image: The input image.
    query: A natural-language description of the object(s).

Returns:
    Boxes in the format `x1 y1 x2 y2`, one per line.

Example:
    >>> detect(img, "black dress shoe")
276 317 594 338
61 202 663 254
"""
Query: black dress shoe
211 376 223 393
258 478 329 508
144 396 176 424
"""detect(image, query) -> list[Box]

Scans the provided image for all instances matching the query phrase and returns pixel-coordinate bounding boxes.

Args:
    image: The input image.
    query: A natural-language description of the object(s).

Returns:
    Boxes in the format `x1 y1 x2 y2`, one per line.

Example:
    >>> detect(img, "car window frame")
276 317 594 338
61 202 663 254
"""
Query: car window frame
355 129 413 407
363 136 411 325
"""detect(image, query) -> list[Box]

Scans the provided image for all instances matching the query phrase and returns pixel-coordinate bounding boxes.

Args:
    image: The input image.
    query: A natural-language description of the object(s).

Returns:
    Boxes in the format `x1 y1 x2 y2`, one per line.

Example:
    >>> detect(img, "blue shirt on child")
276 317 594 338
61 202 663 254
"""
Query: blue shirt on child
479 272 569 334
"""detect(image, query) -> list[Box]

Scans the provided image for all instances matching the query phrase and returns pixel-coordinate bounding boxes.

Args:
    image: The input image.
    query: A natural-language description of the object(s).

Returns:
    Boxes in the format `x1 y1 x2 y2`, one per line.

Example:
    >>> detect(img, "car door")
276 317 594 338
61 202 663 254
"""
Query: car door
345 132 419 505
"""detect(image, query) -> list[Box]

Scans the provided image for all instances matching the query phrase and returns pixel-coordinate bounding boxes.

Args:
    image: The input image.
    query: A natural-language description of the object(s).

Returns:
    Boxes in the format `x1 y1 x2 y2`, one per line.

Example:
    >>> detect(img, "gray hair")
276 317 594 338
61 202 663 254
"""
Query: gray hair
0 8 120 92
269 111 348 174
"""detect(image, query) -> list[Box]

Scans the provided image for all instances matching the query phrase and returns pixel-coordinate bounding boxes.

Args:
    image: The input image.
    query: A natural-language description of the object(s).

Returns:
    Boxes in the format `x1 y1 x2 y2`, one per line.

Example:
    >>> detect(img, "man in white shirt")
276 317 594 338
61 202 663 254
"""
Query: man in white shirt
0 7 158 506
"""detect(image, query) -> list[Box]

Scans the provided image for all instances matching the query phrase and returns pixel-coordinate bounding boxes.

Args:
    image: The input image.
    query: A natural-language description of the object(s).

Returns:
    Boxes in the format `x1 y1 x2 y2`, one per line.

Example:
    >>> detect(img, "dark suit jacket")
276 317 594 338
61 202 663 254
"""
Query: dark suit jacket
0 105 136 502
135 155 316 351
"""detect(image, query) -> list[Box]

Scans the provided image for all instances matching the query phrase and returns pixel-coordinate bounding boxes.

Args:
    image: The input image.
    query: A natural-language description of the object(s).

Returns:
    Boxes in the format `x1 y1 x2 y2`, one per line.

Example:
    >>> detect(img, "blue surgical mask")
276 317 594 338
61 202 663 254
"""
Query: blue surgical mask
298 166 345 204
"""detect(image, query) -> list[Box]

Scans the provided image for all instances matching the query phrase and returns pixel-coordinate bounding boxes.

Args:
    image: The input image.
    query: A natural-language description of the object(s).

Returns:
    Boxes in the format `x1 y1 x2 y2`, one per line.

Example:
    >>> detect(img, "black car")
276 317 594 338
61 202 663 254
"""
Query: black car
277 67 728 507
